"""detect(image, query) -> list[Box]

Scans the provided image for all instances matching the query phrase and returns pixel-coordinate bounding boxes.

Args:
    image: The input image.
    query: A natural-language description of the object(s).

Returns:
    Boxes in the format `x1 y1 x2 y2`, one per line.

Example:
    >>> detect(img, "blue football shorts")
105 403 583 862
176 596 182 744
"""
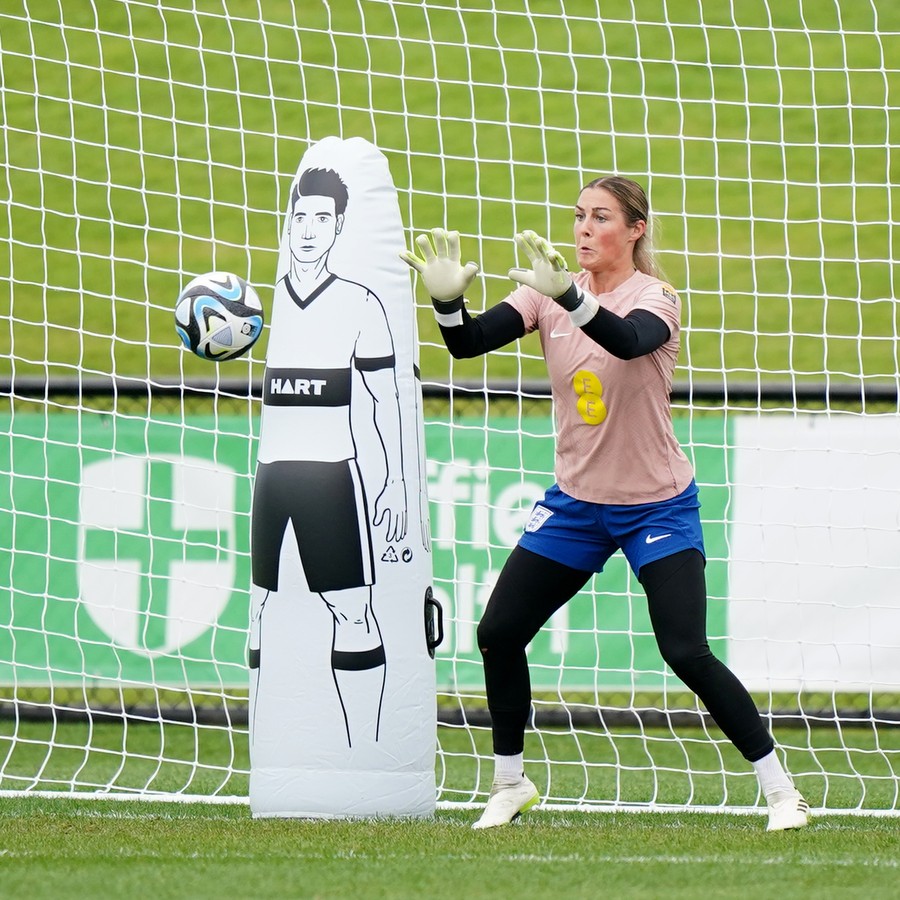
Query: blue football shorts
517 480 705 577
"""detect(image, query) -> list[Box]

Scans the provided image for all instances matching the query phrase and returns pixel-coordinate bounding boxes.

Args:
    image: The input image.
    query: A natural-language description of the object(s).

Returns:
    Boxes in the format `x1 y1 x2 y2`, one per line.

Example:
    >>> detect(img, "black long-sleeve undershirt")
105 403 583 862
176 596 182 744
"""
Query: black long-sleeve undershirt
437 298 671 360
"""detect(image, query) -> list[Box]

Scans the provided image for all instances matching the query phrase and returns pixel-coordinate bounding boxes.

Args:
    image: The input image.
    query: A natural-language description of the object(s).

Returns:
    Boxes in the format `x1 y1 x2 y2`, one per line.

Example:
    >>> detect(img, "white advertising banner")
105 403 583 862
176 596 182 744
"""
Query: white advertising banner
728 413 900 692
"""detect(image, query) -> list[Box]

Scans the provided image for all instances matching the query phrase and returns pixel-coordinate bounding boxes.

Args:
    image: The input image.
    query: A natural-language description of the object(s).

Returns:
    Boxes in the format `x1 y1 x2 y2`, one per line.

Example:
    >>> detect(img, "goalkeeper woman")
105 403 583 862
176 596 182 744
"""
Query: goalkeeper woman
402 176 809 832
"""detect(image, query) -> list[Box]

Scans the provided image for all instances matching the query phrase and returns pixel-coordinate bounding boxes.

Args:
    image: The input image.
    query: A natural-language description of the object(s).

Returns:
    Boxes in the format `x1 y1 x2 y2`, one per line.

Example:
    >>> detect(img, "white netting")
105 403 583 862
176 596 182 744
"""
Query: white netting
0 0 897 813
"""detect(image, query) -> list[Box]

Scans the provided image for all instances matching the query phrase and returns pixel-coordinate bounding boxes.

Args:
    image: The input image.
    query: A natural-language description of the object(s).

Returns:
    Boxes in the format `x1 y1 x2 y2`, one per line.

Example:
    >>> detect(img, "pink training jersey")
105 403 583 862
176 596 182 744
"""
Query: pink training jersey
504 269 694 505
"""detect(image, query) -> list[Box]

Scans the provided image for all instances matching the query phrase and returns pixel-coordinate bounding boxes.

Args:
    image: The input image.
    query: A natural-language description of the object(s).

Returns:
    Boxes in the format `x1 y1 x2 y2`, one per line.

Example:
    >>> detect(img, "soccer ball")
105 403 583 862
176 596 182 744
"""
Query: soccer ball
175 272 264 362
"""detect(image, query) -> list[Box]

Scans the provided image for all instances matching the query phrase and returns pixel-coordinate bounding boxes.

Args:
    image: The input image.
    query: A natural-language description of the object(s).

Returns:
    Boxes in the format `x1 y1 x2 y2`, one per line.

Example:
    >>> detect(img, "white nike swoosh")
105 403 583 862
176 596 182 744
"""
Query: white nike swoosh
550 329 572 338
645 533 672 544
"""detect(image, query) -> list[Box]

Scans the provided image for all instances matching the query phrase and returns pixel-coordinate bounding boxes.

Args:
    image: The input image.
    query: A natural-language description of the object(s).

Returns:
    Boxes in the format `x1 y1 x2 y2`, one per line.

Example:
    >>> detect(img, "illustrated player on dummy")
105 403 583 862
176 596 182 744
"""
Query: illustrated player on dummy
252 167 407 748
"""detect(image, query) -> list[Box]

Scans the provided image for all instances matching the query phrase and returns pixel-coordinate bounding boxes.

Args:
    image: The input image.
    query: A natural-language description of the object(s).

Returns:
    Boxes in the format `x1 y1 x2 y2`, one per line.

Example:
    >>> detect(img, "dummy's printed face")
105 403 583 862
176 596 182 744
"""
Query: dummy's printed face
573 186 645 272
289 193 344 264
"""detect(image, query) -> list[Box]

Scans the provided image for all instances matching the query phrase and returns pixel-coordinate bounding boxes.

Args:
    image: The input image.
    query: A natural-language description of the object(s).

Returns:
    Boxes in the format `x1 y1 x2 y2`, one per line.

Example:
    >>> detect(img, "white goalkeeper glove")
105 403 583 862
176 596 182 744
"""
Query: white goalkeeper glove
509 230 572 298
509 230 599 327
400 228 480 303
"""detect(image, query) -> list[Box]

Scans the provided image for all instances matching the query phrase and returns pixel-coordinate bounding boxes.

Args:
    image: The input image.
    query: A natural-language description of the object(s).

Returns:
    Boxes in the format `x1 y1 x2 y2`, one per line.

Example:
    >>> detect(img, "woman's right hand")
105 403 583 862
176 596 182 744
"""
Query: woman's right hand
401 228 480 302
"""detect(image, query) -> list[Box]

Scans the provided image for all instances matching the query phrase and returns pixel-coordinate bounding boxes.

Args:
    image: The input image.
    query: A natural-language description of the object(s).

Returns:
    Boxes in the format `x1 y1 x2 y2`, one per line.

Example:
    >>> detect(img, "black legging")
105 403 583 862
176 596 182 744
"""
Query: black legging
476 545 774 762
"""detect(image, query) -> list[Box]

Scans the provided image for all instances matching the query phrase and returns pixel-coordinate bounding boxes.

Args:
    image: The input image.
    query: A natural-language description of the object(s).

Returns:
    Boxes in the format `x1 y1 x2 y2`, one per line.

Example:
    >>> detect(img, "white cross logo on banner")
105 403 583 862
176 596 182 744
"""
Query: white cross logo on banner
77 455 236 655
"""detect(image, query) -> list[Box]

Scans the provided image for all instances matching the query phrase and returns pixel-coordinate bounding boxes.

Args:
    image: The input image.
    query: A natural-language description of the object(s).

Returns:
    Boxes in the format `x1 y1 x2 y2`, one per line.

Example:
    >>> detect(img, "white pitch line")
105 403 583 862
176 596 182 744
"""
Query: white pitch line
0 848 895 868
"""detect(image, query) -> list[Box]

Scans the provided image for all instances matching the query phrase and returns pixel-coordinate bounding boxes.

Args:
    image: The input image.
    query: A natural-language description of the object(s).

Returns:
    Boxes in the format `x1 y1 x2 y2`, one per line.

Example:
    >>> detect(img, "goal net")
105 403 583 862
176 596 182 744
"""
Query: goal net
1 0 898 815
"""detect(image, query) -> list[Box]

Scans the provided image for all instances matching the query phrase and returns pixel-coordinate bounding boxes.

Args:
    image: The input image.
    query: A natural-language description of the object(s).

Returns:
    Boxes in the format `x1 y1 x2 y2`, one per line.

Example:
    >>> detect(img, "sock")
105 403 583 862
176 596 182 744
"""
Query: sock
494 753 525 782
752 749 795 798
332 647 387 746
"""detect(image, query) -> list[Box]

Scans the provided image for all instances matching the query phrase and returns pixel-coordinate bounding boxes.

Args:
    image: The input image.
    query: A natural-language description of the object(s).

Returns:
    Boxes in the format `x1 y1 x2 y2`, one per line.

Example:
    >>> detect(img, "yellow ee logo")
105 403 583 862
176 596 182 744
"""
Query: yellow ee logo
573 370 607 425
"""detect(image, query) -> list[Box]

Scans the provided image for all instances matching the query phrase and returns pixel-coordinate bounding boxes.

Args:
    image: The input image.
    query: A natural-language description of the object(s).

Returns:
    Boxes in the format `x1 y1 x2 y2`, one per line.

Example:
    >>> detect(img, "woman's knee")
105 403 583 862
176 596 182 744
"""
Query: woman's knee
658 639 716 681
477 615 521 655
475 616 497 654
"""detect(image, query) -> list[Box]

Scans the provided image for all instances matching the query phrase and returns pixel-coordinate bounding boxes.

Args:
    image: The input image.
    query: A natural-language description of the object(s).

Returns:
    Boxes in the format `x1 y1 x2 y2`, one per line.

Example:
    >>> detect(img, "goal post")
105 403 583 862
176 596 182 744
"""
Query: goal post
1 0 898 815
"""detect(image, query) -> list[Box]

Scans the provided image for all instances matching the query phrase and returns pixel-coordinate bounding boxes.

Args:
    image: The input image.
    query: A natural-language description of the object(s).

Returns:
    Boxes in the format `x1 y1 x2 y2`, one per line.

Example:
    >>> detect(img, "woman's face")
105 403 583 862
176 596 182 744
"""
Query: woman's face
572 186 645 273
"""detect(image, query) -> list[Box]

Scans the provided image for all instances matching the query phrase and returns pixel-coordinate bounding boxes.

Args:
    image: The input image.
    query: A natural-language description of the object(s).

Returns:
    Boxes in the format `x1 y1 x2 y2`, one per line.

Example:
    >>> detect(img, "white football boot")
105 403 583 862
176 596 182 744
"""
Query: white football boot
766 788 810 832
472 776 540 830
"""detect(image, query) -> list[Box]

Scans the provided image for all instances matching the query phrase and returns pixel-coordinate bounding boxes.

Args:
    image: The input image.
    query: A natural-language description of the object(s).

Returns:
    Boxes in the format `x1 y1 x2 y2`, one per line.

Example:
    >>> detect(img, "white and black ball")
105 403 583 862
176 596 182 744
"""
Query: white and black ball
175 272 264 362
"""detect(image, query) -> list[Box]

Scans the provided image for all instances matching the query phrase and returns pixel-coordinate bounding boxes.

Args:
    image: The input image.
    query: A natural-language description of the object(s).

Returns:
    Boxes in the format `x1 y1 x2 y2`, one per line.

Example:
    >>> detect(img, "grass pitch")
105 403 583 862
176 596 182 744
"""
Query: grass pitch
0 795 897 900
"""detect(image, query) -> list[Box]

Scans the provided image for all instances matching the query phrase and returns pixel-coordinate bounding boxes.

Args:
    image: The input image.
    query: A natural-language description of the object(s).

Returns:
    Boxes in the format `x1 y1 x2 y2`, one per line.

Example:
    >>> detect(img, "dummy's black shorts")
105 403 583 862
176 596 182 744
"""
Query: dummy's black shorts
251 459 374 593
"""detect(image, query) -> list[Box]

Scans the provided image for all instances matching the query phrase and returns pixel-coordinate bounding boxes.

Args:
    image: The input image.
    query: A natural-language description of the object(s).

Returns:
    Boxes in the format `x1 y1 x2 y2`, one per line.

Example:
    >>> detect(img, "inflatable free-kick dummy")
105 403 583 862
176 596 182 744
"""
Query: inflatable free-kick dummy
248 136 439 818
